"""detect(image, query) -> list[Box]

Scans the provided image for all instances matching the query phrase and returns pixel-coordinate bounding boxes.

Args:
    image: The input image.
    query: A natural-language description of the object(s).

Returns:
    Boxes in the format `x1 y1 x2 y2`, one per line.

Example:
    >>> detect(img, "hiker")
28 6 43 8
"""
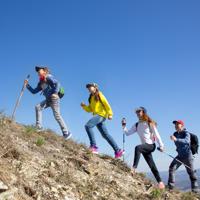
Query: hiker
122 107 165 189
24 66 71 139
81 83 124 158
168 120 199 193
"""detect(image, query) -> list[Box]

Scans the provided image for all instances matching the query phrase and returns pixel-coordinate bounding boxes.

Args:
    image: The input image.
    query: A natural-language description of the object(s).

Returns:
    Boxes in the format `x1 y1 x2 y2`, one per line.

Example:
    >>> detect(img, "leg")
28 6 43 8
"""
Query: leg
85 115 104 147
97 120 120 152
35 100 49 129
49 97 69 134
143 152 162 183
168 157 182 189
184 158 198 191
133 143 154 168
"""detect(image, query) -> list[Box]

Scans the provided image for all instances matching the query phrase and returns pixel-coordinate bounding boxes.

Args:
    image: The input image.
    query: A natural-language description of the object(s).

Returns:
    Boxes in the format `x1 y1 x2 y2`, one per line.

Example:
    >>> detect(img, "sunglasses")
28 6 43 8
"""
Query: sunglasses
136 110 142 113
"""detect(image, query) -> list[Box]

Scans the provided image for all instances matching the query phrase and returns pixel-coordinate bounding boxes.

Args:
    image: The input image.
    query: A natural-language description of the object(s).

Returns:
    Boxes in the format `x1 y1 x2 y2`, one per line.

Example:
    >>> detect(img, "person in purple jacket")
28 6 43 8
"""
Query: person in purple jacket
24 66 71 139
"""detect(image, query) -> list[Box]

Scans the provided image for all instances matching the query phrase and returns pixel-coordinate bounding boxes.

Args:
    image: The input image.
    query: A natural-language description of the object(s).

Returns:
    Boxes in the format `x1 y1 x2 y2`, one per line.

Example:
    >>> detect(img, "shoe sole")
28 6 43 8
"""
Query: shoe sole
64 133 72 140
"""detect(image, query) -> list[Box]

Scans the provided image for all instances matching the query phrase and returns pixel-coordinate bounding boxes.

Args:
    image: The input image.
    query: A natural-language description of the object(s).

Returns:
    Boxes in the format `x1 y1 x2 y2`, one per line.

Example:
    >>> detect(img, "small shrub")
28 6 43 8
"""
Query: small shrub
24 126 37 135
150 188 164 199
36 137 45 147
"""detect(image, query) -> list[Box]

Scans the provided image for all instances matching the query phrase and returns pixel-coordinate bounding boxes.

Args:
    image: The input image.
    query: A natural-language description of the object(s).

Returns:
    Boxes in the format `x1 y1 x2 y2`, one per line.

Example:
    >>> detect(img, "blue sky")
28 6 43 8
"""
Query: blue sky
0 0 200 173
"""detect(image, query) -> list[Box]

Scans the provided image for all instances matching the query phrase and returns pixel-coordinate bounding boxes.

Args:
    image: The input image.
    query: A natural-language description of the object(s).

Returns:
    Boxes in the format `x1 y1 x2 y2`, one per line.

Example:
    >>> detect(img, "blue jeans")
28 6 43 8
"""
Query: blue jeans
85 115 120 152
35 96 69 134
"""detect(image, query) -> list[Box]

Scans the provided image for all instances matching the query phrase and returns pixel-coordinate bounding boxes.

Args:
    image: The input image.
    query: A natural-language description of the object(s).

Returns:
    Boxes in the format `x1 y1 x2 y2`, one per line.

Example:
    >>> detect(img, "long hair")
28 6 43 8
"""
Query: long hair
88 88 101 103
140 113 157 126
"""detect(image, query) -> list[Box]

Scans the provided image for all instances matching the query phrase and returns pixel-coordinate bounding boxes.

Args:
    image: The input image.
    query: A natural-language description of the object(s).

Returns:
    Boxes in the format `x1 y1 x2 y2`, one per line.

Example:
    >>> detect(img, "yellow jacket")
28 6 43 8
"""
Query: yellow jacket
82 92 113 118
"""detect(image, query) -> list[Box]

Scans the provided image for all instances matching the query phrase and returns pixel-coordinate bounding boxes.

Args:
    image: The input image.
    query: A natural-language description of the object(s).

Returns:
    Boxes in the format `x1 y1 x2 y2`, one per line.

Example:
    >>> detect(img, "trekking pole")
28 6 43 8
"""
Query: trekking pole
11 75 30 121
157 147 196 172
122 118 126 162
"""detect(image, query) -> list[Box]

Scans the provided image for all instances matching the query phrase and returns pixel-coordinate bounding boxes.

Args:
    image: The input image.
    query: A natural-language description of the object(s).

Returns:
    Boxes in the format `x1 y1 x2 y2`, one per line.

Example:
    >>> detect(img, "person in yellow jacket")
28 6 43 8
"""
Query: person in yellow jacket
81 83 124 158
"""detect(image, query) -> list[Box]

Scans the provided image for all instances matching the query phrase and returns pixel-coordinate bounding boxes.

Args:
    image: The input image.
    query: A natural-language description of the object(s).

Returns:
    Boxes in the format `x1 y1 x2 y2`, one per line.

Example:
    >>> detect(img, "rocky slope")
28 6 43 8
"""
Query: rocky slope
0 114 199 200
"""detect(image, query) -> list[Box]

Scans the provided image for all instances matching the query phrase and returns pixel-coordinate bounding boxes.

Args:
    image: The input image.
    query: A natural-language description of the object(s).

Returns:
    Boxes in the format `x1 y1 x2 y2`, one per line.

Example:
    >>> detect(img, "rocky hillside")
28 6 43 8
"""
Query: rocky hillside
0 114 199 200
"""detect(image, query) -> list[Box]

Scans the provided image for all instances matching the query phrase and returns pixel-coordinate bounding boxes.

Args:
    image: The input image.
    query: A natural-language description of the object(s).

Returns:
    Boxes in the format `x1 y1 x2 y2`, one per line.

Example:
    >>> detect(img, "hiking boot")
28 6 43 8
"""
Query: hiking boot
192 187 200 194
167 184 174 191
158 182 165 189
63 132 72 140
89 146 99 154
35 127 44 132
115 149 125 159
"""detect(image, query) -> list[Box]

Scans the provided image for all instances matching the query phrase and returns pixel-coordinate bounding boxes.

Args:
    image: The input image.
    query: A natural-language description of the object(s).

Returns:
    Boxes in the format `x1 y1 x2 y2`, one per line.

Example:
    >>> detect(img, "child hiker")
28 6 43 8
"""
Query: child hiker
24 66 72 139
122 107 165 189
168 120 199 193
81 83 124 158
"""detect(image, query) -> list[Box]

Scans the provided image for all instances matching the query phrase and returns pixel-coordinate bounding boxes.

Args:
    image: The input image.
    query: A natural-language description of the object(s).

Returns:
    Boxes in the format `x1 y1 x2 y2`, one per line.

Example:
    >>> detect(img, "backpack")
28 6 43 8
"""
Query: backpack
58 87 65 98
189 133 199 155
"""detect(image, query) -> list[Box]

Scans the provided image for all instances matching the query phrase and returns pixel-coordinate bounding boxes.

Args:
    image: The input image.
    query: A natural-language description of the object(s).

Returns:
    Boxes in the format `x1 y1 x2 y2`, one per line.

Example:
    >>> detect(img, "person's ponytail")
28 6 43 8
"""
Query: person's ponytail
142 113 157 127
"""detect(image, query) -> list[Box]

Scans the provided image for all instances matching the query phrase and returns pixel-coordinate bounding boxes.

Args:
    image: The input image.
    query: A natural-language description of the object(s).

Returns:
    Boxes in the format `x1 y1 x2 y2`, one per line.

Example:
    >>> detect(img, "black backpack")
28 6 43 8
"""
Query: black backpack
189 133 199 155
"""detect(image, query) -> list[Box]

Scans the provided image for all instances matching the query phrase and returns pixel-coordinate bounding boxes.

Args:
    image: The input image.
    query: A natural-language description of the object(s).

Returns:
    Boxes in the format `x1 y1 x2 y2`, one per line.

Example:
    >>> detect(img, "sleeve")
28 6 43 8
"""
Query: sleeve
26 83 42 94
151 125 164 148
99 92 113 117
46 75 60 94
175 132 190 144
123 124 137 136
82 105 92 113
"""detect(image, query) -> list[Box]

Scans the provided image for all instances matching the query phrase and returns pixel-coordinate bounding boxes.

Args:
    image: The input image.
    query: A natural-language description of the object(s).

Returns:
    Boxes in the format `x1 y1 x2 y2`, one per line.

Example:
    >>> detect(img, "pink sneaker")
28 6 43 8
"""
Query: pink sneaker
89 146 99 154
158 182 165 189
115 149 125 158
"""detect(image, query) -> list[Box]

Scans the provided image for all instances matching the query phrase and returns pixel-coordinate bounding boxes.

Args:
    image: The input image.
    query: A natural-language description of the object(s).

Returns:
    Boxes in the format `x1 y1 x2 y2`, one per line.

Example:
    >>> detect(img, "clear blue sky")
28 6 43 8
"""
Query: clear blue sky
0 0 200 172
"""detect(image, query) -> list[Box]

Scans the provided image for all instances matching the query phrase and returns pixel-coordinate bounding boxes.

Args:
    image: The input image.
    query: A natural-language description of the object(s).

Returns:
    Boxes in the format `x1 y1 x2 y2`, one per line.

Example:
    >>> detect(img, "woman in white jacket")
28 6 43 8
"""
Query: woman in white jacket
122 107 165 189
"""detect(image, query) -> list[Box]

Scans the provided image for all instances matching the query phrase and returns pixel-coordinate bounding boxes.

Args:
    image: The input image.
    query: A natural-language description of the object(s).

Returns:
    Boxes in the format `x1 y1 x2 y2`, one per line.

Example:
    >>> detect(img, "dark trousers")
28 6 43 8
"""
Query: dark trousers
133 143 162 183
168 156 198 190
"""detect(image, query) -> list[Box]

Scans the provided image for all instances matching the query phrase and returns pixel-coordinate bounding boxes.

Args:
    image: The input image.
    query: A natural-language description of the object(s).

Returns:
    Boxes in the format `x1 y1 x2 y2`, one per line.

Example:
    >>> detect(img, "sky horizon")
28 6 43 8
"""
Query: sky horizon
1 0 200 174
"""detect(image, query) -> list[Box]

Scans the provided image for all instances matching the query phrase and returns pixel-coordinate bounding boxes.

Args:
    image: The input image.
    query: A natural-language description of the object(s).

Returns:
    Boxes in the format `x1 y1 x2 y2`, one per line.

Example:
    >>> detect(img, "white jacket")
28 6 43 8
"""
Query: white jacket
123 121 164 148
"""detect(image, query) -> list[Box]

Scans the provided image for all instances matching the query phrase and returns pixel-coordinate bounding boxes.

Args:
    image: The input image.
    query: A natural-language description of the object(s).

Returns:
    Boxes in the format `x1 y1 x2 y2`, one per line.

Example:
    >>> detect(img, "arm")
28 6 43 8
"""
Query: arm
82 104 92 113
99 92 113 117
151 125 164 148
26 83 42 94
175 132 190 144
123 124 137 136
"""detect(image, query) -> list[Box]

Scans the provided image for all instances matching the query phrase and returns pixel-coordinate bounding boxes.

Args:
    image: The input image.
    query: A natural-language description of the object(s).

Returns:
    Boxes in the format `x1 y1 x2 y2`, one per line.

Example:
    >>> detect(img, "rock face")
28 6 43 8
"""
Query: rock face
0 116 199 200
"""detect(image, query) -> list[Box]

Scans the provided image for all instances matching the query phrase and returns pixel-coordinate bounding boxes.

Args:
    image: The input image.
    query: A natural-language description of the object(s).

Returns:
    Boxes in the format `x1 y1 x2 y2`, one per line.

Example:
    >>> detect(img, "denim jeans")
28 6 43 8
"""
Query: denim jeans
35 96 68 134
85 115 120 152
168 156 198 190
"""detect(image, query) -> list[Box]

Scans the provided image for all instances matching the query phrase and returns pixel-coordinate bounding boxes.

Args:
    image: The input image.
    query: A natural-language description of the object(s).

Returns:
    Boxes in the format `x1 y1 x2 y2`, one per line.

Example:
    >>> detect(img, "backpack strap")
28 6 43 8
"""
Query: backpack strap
135 122 139 130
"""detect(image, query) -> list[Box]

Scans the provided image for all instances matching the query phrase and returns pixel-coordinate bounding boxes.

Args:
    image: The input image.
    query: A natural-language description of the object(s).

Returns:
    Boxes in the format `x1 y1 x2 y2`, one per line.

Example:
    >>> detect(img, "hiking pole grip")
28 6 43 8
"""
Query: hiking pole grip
122 118 127 127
